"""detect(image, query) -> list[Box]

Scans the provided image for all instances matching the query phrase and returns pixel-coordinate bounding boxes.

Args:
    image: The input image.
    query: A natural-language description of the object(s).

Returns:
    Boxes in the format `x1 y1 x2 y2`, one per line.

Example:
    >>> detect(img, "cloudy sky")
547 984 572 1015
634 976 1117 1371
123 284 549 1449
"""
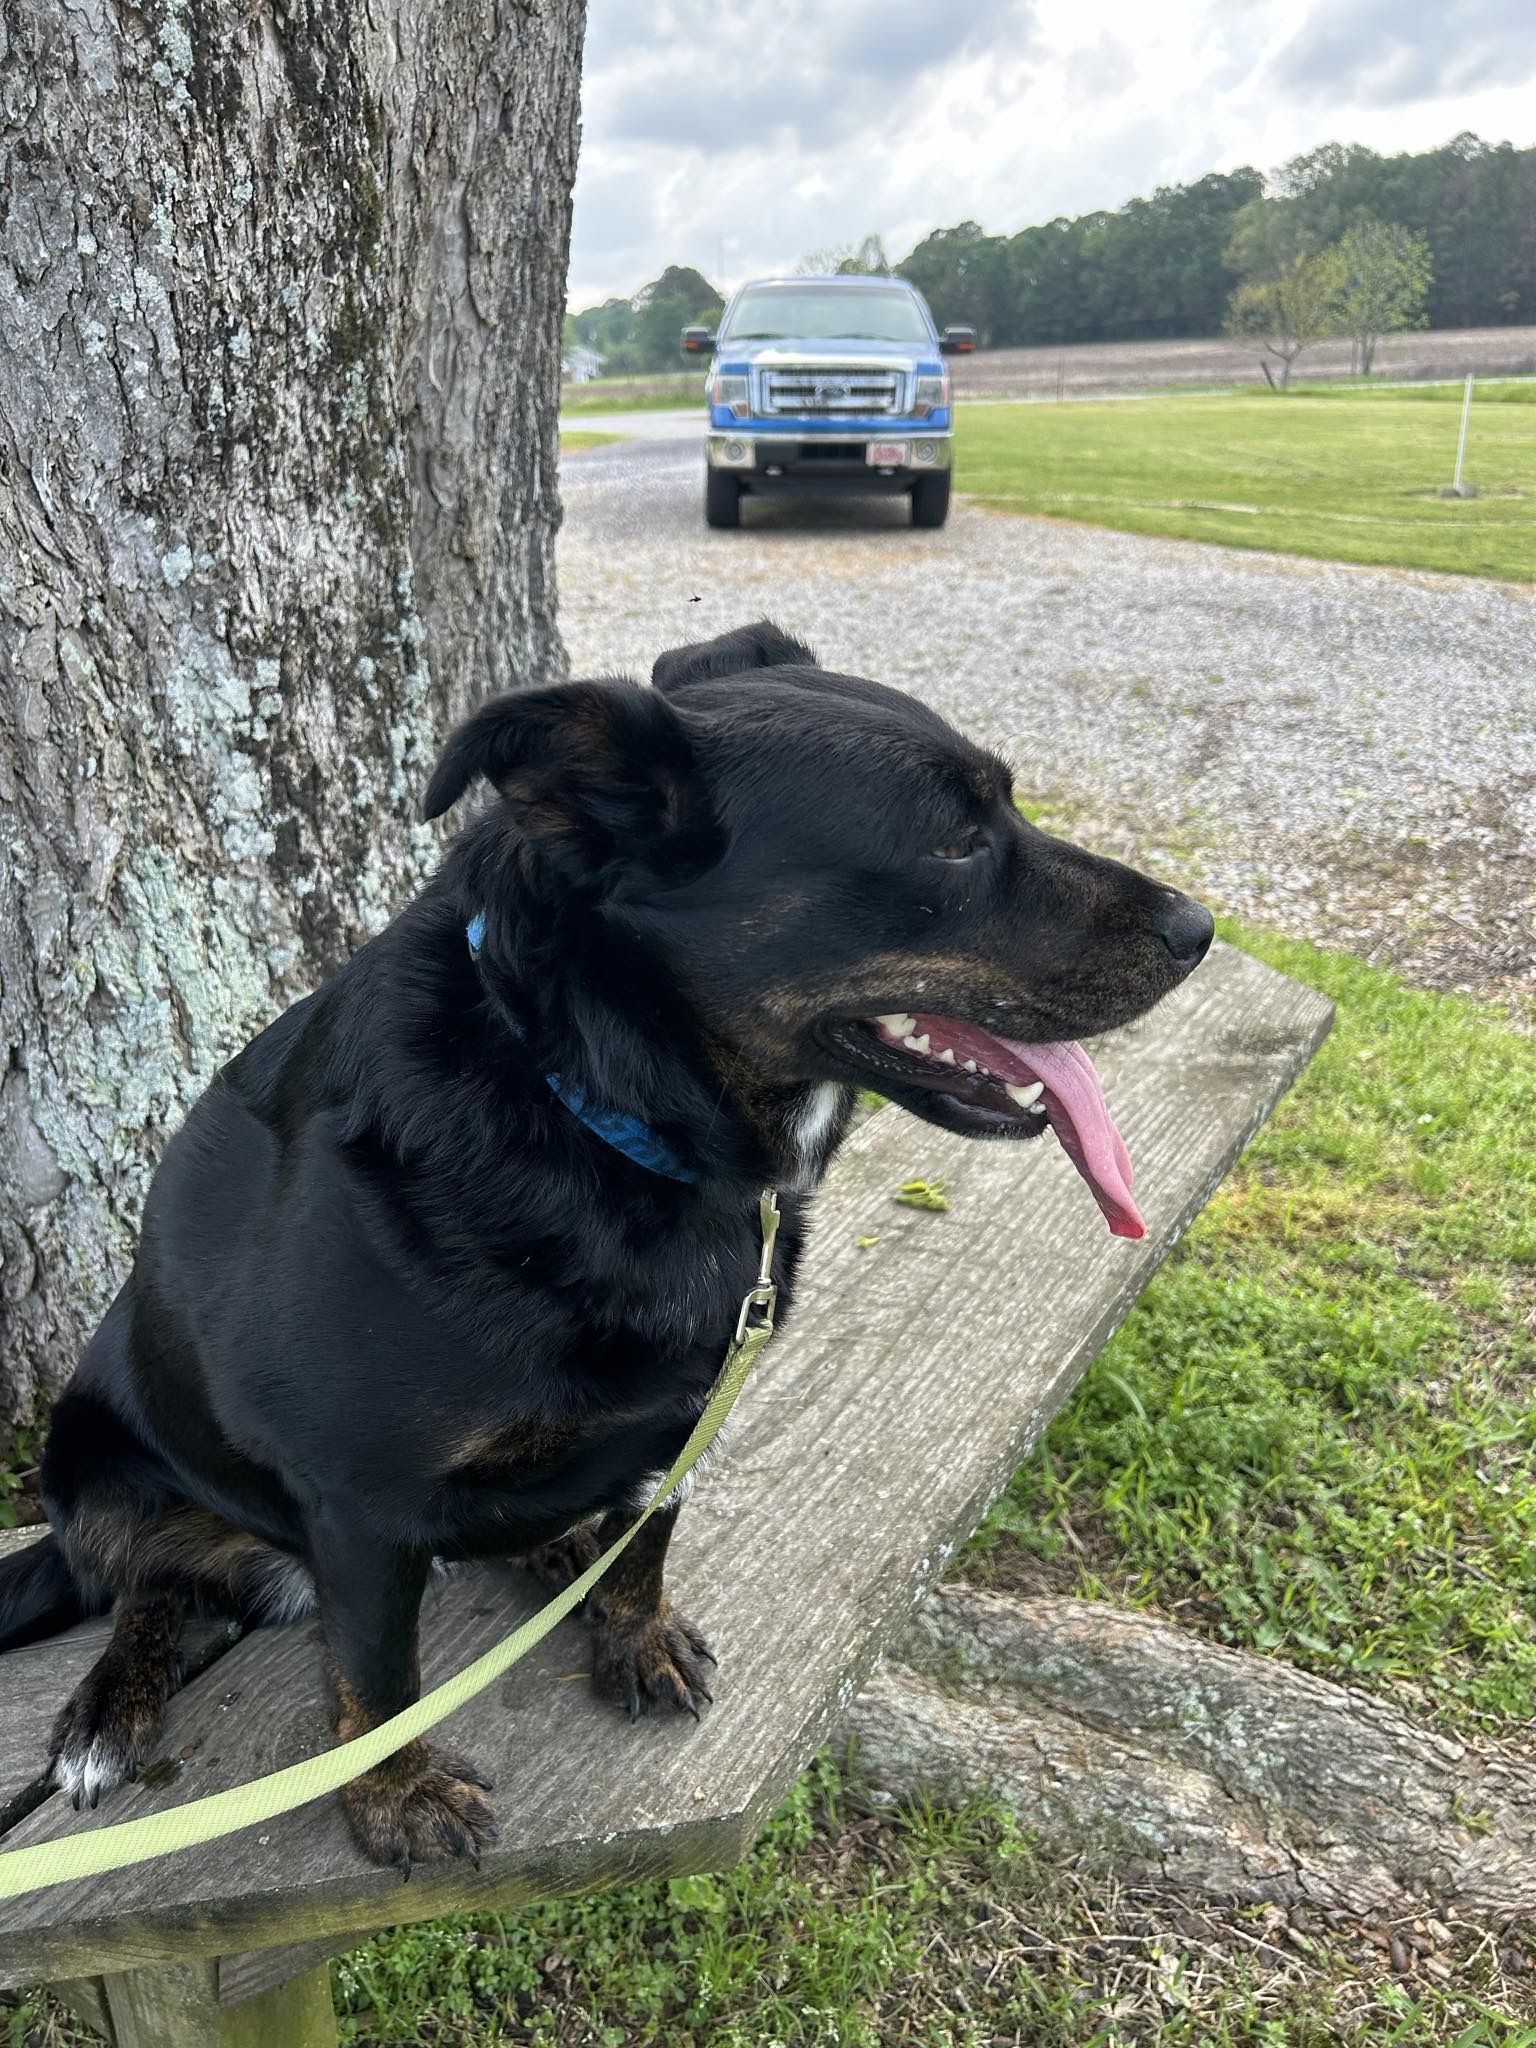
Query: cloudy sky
568 0 1536 307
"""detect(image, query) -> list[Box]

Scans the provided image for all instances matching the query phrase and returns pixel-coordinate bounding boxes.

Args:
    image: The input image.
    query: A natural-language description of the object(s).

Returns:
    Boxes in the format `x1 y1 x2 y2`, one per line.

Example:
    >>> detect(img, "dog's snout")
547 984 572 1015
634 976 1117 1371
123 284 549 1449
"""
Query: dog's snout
1154 894 1215 972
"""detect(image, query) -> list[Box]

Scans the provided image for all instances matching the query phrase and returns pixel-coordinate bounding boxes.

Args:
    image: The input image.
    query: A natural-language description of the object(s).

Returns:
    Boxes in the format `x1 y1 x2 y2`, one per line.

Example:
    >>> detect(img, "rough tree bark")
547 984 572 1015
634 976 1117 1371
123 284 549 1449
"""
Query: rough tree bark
0 0 586 1421
850 1585 1536 1921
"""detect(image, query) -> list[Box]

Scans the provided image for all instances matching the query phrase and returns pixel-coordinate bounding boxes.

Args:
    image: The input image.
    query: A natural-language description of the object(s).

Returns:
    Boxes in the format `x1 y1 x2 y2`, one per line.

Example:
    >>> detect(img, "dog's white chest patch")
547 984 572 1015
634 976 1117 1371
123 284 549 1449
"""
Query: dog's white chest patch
786 1082 841 1191
627 1413 735 1515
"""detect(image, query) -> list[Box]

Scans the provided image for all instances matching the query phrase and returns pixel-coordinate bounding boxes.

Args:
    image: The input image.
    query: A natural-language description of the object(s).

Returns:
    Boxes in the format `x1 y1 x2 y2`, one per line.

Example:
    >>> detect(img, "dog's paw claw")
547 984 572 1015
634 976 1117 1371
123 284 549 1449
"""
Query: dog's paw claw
343 1748 499 1873
591 1605 717 1723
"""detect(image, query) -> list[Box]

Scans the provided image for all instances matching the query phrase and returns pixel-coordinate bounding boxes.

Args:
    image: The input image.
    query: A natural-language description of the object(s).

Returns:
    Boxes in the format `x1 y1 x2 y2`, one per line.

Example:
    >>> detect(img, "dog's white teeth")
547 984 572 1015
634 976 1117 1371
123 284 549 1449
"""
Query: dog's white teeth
936 1047 957 1066
877 1013 917 1037
1031 1102 1047 1115
962 1059 979 1074
1005 1081 1045 1109
904 1033 932 1054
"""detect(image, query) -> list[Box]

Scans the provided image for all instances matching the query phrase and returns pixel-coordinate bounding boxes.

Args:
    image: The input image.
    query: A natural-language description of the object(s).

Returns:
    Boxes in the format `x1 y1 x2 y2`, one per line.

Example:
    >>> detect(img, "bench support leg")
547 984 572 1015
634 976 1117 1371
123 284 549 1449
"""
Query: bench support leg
99 1956 338 2047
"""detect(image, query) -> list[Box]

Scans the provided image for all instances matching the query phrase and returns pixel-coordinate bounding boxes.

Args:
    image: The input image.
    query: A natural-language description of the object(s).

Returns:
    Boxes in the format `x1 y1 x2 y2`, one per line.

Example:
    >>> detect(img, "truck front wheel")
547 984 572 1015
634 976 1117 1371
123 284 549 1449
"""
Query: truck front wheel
705 470 742 528
910 473 951 529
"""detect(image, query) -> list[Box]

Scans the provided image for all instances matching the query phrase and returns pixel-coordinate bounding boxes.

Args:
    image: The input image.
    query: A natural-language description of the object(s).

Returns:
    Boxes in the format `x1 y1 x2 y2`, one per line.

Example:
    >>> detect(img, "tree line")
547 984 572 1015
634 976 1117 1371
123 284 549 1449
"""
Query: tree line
567 132 1535 374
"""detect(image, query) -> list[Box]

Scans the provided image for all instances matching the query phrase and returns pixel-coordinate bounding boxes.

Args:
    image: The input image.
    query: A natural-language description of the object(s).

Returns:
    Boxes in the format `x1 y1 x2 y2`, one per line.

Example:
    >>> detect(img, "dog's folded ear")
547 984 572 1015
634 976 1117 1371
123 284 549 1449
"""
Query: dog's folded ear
651 619 817 696
423 680 722 893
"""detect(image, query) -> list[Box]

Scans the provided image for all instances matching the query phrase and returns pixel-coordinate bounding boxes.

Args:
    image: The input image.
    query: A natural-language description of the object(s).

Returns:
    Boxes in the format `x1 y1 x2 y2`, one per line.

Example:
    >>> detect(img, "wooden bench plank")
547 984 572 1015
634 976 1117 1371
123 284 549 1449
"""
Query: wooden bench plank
0 942 1331 1987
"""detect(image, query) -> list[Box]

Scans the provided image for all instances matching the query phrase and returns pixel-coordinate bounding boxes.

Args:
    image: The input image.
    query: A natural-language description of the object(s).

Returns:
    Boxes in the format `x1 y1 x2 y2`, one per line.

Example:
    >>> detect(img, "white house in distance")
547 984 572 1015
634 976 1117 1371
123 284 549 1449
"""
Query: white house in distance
562 344 605 382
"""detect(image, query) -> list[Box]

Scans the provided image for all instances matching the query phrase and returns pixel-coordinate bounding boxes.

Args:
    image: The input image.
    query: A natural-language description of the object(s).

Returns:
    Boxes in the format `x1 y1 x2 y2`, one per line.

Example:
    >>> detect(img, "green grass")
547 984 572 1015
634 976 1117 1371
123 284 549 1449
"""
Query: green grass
318 1759 1536 2045
975 922 1536 1729
559 430 625 453
11 1760 1536 2044
561 375 705 413
957 381 1536 579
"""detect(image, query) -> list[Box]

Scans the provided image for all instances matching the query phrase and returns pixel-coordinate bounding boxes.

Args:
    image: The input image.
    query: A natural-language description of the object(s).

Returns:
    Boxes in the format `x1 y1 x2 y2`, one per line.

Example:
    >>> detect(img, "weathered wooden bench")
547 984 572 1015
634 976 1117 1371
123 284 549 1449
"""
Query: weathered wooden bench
0 941 1331 2045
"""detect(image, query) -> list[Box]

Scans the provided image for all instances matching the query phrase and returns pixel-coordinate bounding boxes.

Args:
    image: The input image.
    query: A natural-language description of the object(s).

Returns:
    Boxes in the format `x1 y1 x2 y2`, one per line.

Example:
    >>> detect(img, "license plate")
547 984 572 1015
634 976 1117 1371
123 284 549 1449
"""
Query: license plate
866 441 909 467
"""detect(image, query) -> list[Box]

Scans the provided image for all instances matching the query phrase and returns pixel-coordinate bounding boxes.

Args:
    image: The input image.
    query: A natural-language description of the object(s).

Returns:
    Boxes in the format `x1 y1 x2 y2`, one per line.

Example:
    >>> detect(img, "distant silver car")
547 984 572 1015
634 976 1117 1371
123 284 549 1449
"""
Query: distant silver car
682 276 975 529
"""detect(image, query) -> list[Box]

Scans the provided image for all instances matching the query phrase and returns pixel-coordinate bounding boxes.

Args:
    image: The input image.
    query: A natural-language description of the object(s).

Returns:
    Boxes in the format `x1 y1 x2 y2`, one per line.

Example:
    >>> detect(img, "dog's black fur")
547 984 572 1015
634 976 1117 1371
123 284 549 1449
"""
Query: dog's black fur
0 623 1212 1871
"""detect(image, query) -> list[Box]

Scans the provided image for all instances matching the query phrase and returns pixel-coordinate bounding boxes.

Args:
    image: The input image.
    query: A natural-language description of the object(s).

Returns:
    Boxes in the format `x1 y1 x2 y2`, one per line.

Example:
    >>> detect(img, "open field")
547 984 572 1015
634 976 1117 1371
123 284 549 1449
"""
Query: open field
562 373 706 411
559 326 1536 412
958 381 1536 580
951 324 1536 400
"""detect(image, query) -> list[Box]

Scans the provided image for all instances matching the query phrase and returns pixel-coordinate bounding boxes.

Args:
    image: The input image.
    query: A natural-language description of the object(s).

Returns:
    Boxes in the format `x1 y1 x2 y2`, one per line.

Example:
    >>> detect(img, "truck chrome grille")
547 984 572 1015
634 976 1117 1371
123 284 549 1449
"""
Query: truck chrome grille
757 368 906 417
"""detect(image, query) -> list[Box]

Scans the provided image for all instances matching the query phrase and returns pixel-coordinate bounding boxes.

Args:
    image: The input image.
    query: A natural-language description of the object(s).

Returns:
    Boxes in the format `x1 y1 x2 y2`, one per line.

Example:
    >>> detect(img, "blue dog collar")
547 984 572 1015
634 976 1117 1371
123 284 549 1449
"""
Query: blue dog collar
466 913 697 1184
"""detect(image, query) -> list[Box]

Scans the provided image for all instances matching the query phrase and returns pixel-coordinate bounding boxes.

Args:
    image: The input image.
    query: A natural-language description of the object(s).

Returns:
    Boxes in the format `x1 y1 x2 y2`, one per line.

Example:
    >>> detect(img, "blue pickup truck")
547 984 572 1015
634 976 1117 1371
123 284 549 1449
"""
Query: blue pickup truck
682 275 974 530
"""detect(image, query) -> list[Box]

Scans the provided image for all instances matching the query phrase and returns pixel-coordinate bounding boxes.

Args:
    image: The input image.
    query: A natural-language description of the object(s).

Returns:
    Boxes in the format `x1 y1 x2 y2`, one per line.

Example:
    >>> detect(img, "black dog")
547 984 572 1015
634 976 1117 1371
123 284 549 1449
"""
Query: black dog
0 623 1212 1872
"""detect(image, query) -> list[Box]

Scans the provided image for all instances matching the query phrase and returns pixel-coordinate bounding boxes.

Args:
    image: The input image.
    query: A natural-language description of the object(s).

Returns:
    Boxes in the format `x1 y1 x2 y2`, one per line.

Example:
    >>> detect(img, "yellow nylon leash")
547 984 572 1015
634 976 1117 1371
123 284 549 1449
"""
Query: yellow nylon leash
0 1192 782 1902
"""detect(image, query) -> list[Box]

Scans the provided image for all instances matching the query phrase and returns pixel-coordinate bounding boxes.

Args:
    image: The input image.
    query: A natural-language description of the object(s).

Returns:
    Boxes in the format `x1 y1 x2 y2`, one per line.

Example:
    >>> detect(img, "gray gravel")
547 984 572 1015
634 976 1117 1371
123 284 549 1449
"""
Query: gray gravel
558 435 1536 1010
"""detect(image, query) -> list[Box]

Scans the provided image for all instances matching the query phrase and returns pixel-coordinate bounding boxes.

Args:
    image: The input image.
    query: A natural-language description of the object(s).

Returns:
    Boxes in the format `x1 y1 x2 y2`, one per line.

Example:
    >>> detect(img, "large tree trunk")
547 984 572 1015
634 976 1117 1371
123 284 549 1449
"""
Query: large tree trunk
0 0 585 1421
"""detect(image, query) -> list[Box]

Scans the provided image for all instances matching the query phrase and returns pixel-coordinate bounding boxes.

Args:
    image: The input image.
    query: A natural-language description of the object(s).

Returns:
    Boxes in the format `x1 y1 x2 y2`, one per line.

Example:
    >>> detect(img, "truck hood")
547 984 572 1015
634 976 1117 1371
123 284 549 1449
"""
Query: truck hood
721 336 935 372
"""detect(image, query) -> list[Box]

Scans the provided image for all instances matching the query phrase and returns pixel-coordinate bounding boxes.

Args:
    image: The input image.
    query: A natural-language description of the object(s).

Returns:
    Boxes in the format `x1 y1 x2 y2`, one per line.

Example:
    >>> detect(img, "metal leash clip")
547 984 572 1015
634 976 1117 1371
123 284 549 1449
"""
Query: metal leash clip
733 1188 781 1343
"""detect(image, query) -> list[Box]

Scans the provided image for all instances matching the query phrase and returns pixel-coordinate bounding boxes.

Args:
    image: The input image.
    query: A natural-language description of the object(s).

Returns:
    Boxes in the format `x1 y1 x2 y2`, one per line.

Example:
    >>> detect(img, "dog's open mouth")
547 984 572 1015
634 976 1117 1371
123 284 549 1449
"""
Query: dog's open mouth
828 1011 1144 1241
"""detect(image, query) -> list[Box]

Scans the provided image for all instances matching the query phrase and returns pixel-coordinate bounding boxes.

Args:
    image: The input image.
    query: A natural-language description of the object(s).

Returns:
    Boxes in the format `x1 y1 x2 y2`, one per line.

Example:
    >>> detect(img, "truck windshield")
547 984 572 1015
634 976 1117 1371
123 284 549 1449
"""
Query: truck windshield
723 285 931 345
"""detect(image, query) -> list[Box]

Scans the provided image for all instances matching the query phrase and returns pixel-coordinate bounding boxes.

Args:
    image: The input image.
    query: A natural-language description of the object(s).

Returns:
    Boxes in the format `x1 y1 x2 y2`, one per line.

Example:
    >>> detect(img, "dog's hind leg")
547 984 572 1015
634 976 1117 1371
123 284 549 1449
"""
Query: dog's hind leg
49 1595 183 1809
47 1493 314 1807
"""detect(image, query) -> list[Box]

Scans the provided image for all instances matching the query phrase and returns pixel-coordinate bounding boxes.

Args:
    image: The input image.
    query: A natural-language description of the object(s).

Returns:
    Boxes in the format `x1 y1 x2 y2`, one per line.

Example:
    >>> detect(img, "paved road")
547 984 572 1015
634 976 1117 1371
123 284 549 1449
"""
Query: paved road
558 431 1536 1010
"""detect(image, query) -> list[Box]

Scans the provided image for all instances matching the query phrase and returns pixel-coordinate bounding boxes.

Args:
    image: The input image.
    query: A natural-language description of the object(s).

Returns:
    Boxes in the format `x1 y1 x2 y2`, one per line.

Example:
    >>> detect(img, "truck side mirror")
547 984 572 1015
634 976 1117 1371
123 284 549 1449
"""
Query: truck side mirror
940 326 977 356
681 326 717 355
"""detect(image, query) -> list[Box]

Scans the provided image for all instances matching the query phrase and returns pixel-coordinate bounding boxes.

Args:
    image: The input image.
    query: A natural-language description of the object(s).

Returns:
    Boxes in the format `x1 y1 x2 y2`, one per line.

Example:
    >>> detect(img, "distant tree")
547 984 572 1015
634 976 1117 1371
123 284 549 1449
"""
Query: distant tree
568 270 723 375
1335 217 1433 372
569 295 639 366
1222 196 1319 282
1226 249 1345 388
579 130 1535 370
797 234 892 276
633 265 723 371
899 222 1007 340
634 265 721 312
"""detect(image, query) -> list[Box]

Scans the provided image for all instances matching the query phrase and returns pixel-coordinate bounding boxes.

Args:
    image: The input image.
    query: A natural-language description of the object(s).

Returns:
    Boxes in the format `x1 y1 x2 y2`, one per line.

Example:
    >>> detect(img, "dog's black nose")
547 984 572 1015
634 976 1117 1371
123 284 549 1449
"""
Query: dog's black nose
1154 894 1215 971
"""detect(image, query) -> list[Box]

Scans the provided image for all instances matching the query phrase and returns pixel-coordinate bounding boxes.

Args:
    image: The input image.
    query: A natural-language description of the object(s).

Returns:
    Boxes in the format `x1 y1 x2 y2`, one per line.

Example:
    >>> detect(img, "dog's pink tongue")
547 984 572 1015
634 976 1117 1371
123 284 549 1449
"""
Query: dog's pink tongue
996 1035 1144 1240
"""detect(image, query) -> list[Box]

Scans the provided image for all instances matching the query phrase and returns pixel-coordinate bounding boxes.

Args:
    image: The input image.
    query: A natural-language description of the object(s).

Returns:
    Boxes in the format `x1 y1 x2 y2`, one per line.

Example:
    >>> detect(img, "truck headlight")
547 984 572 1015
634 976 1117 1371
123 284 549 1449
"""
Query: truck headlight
912 371 950 418
711 373 751 418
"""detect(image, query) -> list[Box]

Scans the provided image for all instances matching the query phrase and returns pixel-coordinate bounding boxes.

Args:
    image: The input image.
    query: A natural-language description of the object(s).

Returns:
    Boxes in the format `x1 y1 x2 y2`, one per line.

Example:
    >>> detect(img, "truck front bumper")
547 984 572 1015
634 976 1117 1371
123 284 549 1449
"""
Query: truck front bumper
706 432 951 486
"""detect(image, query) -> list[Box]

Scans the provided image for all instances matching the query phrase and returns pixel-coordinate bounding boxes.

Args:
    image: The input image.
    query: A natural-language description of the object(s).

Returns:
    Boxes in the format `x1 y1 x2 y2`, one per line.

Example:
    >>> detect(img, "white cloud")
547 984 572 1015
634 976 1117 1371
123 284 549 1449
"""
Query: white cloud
568 0 1536 306
1268 0 1536 106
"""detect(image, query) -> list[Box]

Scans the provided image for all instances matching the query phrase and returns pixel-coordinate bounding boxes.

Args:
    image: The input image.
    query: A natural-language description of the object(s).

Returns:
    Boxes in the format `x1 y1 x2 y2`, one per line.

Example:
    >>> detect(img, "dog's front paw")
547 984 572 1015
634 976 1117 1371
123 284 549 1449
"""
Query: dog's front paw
340 1744 498 1879
590 1599 716 1722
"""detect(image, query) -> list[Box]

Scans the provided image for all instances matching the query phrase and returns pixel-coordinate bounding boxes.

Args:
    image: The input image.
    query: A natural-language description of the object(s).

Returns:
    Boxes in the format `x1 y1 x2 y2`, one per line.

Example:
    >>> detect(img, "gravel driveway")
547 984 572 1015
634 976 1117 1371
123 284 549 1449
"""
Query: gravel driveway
558 435 1536 1011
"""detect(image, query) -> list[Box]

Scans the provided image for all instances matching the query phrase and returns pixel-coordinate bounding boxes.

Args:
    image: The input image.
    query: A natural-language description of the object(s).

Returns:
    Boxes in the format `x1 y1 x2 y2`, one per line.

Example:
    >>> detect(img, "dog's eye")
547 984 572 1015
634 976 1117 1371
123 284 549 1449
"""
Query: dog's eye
932 829 983 863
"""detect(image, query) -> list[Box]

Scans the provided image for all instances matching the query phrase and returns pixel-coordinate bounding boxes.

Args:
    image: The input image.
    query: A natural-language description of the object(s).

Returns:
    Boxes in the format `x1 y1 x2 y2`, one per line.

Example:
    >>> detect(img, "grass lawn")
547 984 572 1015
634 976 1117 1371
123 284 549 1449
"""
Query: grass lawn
957 381 1536 580
8 930 1536 2045
975 921 1536 1732
559 431 624 454
561 375 705 413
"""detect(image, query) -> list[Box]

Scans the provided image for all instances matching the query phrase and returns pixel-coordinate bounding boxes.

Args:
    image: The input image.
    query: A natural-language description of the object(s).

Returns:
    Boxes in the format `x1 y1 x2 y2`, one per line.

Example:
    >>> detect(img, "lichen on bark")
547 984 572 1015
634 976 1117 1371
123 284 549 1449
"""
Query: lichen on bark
0 0 585 1419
